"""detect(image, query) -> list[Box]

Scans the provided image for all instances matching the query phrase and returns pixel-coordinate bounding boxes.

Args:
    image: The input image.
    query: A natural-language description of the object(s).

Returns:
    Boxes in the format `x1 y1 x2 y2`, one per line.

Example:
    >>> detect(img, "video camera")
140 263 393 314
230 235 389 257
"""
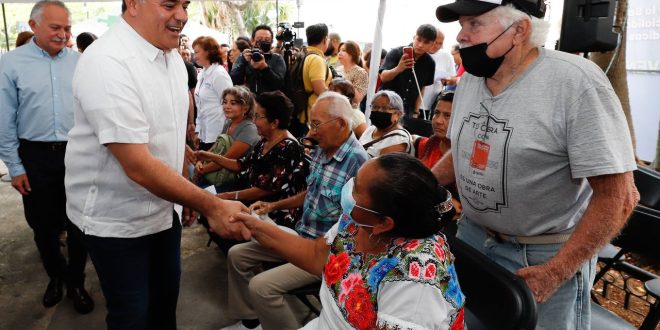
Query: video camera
276 22 296 44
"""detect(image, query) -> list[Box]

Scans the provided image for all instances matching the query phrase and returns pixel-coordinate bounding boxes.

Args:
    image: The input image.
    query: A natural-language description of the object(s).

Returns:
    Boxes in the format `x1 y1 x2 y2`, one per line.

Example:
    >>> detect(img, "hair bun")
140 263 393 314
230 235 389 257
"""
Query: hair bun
434 190 454 218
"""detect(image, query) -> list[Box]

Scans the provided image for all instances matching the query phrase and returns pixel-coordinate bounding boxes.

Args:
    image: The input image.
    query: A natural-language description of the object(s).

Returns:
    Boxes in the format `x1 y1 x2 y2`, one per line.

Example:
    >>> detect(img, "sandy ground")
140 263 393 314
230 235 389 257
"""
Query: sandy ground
0 161 236 330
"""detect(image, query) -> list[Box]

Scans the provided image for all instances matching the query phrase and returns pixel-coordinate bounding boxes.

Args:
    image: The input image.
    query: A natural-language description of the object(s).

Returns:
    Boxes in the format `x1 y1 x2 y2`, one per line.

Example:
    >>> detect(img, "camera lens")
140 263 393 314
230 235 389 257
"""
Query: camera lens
252 50 263 61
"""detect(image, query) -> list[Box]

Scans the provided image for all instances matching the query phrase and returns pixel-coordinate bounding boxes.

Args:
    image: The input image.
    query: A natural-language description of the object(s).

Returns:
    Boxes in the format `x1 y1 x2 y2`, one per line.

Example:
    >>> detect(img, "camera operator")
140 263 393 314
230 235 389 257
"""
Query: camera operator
230 25 286 95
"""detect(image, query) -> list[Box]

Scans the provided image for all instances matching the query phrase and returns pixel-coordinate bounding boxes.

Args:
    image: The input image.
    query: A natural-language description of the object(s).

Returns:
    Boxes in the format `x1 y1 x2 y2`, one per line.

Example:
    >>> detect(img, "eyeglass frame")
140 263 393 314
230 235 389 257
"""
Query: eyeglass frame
309 117 340 131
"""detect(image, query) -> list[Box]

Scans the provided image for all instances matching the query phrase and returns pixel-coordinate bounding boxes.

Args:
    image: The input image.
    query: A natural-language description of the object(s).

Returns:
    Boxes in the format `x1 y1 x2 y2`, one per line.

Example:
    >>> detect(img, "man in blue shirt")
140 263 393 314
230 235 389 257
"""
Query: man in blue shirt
0 0 92 314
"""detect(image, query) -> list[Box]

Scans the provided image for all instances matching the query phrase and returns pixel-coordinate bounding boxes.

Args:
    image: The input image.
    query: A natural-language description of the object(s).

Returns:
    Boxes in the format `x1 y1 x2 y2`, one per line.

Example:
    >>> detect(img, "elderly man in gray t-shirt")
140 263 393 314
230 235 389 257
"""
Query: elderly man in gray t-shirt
432 1 639 329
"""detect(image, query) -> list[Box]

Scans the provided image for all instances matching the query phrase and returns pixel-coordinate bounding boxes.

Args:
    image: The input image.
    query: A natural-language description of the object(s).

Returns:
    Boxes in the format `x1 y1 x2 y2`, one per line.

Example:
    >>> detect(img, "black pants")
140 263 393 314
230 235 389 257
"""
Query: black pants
18 140 88 287
71 214 182 330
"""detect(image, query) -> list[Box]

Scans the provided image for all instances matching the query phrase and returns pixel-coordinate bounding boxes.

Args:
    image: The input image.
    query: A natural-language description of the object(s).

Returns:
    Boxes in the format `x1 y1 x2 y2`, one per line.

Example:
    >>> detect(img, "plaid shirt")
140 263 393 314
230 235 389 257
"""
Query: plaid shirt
296 135 369 238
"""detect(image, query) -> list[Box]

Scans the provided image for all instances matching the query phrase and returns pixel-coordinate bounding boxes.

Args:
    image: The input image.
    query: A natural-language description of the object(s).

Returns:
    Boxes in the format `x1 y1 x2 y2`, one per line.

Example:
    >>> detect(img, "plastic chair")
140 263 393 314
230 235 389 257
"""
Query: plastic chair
447 236 538 330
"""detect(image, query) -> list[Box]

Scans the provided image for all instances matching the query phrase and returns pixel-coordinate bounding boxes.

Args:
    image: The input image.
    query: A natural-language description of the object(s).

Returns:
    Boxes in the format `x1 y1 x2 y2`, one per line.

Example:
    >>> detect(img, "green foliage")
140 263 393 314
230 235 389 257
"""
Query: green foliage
243 1 292 33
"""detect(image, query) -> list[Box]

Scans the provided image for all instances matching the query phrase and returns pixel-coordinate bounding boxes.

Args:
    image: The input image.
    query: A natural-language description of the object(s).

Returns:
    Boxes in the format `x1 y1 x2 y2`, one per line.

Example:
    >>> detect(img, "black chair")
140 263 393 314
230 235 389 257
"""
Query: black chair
591 166 660 330
404 117 433 137
447 236 537 330
286 282 322 316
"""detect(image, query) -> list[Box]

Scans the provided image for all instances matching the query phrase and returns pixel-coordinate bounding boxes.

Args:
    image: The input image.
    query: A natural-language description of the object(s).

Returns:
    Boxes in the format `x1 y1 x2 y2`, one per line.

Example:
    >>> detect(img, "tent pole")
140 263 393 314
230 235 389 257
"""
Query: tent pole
2 3 9 51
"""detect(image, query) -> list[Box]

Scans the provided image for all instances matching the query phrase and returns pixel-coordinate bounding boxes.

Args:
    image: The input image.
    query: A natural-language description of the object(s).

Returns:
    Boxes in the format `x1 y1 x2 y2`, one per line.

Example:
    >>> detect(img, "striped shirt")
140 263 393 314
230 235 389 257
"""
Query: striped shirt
296 135 369 238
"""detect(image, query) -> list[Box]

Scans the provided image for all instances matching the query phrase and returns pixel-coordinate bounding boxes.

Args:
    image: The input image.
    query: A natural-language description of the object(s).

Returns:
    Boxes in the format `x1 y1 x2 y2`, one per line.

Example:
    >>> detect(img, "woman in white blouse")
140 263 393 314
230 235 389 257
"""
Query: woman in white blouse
359 90 413 157
234 153 464 330
192 36 233 150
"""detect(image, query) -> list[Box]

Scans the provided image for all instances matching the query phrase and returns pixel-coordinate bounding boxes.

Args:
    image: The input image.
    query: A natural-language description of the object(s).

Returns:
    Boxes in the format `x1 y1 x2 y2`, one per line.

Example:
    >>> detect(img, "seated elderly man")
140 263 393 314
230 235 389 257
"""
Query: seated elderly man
216 91 369 330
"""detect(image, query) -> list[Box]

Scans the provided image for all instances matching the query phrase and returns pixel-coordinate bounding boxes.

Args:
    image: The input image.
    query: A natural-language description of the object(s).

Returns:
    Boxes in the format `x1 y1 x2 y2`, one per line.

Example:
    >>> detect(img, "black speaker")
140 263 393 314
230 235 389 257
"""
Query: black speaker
558 0 619 53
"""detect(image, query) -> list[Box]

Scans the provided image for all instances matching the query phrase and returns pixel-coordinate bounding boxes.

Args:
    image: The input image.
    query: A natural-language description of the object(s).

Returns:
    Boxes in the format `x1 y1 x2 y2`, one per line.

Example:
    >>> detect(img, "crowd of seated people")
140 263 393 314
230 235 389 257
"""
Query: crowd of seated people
179 22 463 330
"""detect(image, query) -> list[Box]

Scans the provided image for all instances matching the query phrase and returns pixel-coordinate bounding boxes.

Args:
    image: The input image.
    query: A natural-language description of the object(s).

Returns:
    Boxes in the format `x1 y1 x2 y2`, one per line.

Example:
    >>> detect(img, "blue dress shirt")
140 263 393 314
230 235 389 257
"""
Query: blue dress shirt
0 39 79 176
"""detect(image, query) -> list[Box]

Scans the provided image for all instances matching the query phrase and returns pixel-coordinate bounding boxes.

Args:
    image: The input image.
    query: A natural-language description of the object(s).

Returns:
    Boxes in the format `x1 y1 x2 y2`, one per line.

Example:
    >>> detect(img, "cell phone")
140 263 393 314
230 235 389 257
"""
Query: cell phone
403 46 413 59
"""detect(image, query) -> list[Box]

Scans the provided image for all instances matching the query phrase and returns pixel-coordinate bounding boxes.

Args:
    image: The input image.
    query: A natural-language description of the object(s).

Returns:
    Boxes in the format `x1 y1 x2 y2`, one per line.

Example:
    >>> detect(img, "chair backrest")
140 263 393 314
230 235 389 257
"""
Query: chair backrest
634 166 660 209
447 236 538 330
610 166 660 262
612 205 660 262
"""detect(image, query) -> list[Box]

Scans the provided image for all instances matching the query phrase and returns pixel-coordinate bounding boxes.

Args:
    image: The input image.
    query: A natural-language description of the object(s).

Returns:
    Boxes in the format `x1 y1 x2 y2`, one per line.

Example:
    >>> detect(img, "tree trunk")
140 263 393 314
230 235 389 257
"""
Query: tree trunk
227 2 249 37
589 0 638 160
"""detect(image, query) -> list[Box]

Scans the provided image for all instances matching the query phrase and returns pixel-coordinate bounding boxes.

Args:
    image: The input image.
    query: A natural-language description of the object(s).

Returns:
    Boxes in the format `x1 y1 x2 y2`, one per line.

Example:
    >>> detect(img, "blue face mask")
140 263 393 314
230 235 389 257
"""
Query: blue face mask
340 178 356 216
340 177 381 226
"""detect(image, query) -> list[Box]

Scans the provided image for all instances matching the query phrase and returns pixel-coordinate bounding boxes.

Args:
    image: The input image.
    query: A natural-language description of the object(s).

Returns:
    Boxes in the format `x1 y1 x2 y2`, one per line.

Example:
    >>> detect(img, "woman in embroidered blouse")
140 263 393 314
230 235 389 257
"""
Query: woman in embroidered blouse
196 91 308 228
359 90 413 157
234 153 465 330
337 41 369 105
192 36 233 150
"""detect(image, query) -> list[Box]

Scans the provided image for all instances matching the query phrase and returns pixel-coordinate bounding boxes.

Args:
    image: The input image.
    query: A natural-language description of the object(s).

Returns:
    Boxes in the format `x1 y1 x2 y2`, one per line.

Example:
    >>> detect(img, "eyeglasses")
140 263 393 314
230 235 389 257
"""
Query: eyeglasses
370 106 398 113
309 117 340 131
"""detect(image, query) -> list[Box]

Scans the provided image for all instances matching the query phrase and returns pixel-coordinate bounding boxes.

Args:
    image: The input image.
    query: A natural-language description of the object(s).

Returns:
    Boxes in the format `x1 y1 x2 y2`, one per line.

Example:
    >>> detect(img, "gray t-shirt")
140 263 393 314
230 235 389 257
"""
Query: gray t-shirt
223 120 260 154
449 48 636 236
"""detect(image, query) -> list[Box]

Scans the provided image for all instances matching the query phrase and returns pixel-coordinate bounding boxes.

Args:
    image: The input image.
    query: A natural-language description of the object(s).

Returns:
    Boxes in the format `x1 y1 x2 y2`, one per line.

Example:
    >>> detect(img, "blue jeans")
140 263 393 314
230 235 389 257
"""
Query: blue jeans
71 214 181 330
457 219 596 330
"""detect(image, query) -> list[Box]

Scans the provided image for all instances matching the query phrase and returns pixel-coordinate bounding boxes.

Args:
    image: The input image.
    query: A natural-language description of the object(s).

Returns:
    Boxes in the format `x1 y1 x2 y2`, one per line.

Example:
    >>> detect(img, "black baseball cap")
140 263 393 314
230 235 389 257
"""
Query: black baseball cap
436 0 546 23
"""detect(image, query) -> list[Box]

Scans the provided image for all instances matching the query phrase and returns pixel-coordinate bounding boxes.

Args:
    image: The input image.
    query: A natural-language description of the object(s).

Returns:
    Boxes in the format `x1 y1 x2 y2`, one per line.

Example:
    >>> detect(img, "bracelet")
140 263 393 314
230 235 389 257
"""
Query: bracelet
235 191 239 200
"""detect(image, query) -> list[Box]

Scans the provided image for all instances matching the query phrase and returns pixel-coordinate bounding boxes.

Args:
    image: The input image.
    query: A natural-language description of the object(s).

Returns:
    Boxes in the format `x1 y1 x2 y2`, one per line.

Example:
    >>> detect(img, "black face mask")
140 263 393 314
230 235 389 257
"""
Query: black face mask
459 24 515 78
257 41 272 53
370 111 393 129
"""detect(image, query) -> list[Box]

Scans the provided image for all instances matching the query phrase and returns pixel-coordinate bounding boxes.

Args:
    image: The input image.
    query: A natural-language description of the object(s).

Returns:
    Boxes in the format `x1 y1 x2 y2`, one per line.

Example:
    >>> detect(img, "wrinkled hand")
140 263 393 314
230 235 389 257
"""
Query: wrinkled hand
231 212 263 232
195 150 214 161
250 201 273 215
194 161 205 176
185 145 196 165
206 199 251 240
397 53 414 71
515 263 569 304
11 174 31 196
182 207 198 227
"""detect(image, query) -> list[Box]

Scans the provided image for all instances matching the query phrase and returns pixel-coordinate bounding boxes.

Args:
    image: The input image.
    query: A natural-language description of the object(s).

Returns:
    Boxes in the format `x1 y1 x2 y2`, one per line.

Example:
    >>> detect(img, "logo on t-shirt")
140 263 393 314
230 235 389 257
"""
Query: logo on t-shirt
455 112 513 212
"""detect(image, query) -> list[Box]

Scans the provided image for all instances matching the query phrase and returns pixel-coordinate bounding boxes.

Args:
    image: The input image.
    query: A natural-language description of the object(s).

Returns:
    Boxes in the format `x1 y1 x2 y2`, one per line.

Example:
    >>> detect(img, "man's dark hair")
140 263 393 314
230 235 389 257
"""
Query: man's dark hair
76 32 98 52
369 153 454 238
306 23 328 46
416 24 437 42
252 24 274 40
121 0 126 13
220 43 229 48
255 91 293 129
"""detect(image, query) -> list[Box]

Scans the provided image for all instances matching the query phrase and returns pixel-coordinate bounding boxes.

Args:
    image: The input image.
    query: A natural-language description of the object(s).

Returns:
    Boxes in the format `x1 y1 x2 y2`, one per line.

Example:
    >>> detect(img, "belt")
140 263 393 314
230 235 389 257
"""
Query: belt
19 139 68 151
486 228 572 245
